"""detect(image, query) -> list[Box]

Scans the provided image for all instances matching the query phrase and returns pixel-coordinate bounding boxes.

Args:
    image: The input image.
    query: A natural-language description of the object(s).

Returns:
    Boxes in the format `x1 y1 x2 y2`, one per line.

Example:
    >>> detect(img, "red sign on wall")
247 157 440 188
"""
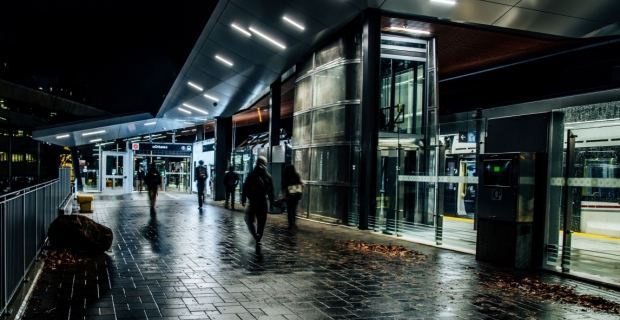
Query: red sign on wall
132 143 140 150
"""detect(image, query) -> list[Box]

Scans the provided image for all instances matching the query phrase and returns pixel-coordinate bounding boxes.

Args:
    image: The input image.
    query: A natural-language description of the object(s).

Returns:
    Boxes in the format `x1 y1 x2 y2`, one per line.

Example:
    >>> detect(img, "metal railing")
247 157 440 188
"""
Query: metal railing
0 167 72 315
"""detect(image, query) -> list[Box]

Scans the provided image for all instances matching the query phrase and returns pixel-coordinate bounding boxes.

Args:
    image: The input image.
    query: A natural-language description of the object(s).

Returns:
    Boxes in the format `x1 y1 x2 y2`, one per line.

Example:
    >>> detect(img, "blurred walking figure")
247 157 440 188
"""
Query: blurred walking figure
282 165 304 231
241 156 275 250
223 165 239 210
137 165 145 193
195 160 208 209
145 163 161 213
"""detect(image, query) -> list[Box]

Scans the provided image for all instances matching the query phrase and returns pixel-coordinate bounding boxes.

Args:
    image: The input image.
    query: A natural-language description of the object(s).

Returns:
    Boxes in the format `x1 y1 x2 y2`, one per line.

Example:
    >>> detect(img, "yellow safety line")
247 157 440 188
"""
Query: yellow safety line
444 216 474 222
561 230 620 241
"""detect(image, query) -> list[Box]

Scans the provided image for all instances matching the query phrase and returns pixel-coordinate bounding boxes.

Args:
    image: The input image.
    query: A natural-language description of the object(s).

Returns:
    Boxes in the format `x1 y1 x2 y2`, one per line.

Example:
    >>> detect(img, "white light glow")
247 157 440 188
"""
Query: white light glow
215 55 233 66
203 94 219 102
144 122 156 126
390 27 430 34
231 24 251 36
187 81 203 91
431 0 456 4
95 142 114 146
82 130 105 136
56 134 69 139
283 16 304 30
183 103 209 115
178 107 192 114
248 27 286 49
90 138 102 142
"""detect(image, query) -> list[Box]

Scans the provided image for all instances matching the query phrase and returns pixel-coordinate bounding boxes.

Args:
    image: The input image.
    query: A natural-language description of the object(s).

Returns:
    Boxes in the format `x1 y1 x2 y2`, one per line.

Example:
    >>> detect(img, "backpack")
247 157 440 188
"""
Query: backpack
146 171 160 186
197 165 207 181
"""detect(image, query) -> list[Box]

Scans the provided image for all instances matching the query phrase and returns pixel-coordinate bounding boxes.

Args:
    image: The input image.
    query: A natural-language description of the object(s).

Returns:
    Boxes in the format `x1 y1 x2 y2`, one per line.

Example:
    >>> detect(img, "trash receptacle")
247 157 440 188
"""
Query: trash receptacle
77 194 94 213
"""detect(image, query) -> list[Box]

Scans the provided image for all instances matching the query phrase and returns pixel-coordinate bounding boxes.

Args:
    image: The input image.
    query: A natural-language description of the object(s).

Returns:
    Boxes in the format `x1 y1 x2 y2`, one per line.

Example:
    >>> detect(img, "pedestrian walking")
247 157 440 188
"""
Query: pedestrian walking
223 165 239 210
282 164 304 231
137 165 146 193
145 163 161 213
241 156 275 250
195 160 208 209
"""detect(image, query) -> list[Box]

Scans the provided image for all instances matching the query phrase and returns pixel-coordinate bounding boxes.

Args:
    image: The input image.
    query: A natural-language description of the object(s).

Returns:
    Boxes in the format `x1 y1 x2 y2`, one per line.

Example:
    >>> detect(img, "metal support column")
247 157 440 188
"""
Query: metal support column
214 117 232 201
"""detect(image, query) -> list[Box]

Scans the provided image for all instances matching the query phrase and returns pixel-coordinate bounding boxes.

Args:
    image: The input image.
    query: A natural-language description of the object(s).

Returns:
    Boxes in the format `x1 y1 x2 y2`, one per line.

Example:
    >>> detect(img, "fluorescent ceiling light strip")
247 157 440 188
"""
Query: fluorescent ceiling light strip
144 122 156 126
82 130 105 136
283 17 304 30
187 81 203 91
203 94 219 102
390 27 430 34
96 142 114 146
90 138 102 142
215 55 233 66
431 0 456 4
183 103 209 115
178 107 192 114
56 134 69 139
231 24 251 36
248 27 286 49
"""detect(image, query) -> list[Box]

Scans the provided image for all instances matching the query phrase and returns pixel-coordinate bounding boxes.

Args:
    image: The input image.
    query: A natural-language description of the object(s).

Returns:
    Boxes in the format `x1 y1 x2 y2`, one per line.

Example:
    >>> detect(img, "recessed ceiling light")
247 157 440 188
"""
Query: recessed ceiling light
56 134 69 139
183 103 209 115
90 138 102 142
431 0 456 4
283 16 304 30
215 55 233 66
390 27 430 34
144 122 156 126
203 94 219 102
231 24 251 37
178 107 192 114
82 130 105 136
249 27 286 49
187 81 203 91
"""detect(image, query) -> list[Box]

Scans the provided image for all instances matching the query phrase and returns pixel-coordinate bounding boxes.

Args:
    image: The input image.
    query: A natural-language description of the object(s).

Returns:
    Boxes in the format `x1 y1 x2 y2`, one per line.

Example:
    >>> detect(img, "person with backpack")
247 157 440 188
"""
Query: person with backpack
241 156 275 250
137 165 146 193
195 160 208 209
282 165 304 231
145 163 161 213
223 166 239 210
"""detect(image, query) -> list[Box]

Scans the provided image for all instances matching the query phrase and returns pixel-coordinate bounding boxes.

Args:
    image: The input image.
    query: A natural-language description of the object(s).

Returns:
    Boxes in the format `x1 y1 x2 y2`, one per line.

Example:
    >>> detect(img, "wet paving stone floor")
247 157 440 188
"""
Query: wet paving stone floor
22 193 620 319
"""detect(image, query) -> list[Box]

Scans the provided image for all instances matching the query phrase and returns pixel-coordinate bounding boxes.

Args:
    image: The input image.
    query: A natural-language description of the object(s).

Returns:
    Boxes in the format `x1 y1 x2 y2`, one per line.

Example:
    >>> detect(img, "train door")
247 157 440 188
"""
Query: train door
457 158 476 218
443 155 458 216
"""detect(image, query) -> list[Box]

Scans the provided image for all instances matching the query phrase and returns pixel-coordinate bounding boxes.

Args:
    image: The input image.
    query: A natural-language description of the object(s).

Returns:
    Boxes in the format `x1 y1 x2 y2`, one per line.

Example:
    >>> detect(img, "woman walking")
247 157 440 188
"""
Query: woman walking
282 165 304 231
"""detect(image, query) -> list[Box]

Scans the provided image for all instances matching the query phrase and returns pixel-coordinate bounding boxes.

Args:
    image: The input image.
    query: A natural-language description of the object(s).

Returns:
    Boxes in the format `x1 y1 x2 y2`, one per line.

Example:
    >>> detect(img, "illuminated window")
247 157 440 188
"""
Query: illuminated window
0 98 7 110
25 153 36 163
12 154 23 162
0 152 6 161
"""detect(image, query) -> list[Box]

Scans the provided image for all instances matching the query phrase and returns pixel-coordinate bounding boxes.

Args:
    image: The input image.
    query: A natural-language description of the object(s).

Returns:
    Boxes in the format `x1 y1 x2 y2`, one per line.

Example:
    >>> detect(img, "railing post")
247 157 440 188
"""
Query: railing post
23 194 26 282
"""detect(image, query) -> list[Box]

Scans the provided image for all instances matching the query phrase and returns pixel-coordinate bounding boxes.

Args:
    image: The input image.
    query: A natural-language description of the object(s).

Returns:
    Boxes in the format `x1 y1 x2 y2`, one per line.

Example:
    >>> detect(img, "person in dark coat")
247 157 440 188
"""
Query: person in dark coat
282 165 304 231
223 166 239 210
144 163 161 213
137 166 146 193
195 160 208 209
241 156 275 250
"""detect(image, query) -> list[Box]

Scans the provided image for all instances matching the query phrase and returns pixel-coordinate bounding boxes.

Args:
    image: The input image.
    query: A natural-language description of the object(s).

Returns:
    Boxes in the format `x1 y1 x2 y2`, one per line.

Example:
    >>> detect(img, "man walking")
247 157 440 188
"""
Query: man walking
195 160 208 209
241 156 275 250
223 165 239 210
145 163 161 213
137 165 145 193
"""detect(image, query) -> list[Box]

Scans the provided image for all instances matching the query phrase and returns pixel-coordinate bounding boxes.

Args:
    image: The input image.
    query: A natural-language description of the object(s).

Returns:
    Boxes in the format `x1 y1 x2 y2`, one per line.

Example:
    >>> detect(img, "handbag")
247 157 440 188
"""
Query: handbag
287 184 303 195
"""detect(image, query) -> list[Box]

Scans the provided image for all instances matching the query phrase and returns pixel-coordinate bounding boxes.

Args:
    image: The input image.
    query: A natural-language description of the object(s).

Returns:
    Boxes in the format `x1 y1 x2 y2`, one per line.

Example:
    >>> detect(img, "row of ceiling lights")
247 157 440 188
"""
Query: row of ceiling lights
179 15 306 118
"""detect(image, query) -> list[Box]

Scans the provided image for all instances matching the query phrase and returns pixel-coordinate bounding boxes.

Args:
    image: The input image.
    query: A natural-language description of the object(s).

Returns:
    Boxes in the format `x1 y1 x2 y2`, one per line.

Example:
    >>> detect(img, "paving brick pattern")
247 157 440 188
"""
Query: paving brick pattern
22 193 620 319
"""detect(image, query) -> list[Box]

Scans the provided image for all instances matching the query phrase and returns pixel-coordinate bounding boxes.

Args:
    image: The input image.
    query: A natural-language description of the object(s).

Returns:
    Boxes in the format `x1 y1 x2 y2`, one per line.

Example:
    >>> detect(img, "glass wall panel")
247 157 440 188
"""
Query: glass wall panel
308 185 348 222
292 148 311 181
292 112 312 146
315 33 361 68
309 146 350 184
379 58 425 135
312 104 359 144
314 64 361 106
294 76 313 112
547 103 620 281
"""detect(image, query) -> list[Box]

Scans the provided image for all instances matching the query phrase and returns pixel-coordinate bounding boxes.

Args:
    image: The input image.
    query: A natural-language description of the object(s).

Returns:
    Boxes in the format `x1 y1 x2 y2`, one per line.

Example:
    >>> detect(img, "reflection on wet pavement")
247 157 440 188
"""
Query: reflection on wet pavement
23 193 620 319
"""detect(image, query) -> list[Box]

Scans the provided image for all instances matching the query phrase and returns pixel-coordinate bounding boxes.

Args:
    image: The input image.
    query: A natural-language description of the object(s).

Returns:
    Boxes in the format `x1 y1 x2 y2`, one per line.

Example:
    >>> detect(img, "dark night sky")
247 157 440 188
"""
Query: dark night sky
0 0 217 115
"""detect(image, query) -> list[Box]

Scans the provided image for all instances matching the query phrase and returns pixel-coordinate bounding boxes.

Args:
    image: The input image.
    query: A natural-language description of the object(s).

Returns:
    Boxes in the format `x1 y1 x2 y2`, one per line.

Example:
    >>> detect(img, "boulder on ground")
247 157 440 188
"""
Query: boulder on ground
48 215 113 252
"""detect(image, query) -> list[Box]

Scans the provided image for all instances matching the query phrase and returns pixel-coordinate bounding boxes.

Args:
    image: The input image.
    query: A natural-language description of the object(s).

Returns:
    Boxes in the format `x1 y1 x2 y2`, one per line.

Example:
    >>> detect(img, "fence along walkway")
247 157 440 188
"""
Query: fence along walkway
0 168 72 315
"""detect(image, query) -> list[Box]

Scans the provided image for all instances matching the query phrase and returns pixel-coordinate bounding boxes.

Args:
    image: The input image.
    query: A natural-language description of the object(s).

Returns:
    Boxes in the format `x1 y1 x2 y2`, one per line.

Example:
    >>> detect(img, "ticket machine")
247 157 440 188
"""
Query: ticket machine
476 152 536 268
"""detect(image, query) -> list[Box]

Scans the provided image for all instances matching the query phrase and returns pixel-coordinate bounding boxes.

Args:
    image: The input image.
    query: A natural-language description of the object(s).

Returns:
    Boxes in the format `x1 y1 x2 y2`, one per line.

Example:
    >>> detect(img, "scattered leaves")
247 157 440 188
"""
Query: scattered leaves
340 240 430 260
41 249 85 270
485 274 620 314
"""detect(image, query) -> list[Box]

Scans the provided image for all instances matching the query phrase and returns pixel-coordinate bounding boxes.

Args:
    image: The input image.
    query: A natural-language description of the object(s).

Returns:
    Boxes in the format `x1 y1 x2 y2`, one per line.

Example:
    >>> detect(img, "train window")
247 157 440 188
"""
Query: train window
483 160 512 187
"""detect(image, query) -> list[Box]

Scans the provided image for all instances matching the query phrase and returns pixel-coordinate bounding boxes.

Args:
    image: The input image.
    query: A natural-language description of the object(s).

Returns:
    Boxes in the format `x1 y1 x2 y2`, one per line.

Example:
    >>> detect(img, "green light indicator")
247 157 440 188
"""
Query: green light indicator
493 167 500 172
